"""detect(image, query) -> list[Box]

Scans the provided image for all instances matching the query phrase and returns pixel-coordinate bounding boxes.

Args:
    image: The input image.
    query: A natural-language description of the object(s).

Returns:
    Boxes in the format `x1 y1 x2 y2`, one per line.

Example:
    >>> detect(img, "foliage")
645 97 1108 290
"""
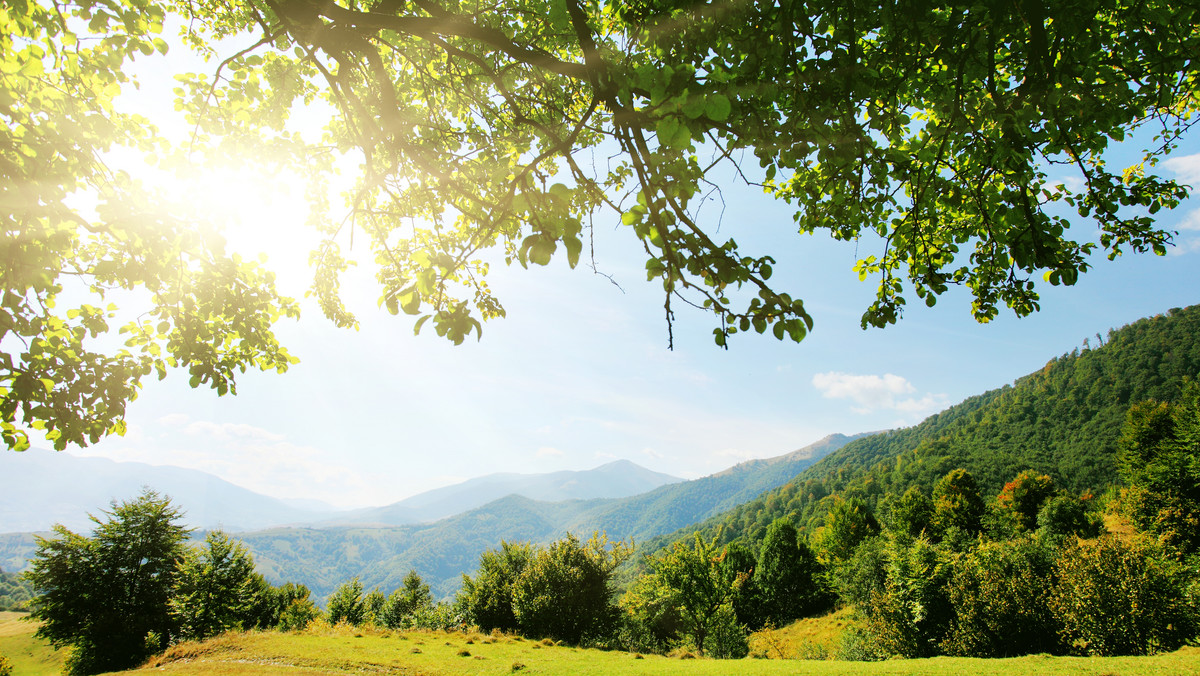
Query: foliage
624 533 746 657
996 470 1056 532
1036 492 1103 540
715 542 758 630
23 489 189 674
158 0 1199 353
172 531 260 641
881 486 934 539
380 570 433 629
362 588 387 625
813 497 880 566
510 533 630 644
1118 383 1200 556
326 578 368 627
277 595 321 632
754 519 826 626
5 0 1197 451
859 534 954 658
665 306 1200 559
242 579 313 630
931 469 985 539
0 0 299 451
1051 536 1199 656
460 534 627 644
459 541 534 634
827 534 888 610
0 569 32 611
941 536 1059 657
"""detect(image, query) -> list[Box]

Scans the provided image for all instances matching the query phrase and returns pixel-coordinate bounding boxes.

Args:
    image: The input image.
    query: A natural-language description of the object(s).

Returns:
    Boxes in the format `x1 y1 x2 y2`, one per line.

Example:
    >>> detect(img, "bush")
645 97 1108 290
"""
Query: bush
278 598 321 632
859 534 953 658
941 536 1060 657
510 533 629 644
704 603 748 659
327 578 367 626
0 653 12 676
836 624 886 662
1052 536 1198 655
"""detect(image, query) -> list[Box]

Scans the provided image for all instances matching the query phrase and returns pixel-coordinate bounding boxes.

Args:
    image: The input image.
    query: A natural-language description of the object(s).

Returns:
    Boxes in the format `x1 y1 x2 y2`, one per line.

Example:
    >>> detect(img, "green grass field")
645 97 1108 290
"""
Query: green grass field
0 611 66 675
125 623 1200 675
4 611 1200 675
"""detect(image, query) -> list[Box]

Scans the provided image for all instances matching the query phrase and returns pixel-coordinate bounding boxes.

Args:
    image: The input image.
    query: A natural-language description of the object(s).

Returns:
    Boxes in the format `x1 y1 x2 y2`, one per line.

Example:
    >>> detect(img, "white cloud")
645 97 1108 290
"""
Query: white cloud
1164 153 1200 186
536 446 564 458
640 447 664 460
1170 236 1200 256
1176 208 1200 232
182 421 286 442
711 447 761 463
77 418 379 509
812 371 947 416
157 413 191 427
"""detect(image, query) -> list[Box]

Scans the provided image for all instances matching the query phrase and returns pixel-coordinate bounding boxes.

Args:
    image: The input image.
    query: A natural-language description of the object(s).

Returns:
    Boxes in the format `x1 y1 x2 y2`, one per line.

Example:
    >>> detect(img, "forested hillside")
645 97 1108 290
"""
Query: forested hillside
646 305 1200 550
232 434 853 601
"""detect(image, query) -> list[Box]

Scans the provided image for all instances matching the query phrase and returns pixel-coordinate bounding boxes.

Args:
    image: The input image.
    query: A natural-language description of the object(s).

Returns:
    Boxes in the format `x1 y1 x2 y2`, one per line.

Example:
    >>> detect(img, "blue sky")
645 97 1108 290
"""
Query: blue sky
34 36 1200 508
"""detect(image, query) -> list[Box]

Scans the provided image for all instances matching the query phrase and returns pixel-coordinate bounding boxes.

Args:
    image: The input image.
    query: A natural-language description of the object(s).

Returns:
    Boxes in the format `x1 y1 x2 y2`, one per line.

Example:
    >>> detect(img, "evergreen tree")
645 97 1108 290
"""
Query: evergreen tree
755 519 825 626
326 578 367 626
1118 383 1200 556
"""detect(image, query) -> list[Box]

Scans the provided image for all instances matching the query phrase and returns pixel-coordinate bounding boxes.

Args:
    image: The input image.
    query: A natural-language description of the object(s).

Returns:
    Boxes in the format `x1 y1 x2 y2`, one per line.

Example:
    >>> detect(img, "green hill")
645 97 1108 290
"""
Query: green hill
643 304 1200 552
213 433 855 602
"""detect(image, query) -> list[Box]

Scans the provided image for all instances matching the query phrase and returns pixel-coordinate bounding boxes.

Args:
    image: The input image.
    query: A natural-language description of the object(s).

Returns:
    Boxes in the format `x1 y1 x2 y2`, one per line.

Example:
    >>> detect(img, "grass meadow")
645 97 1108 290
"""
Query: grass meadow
4 610 1200 675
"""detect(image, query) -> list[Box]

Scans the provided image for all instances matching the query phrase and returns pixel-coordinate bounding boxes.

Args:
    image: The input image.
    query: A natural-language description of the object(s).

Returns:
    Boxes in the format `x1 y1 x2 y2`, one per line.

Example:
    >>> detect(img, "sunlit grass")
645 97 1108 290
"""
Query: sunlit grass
748 606 853 659
115 621 1200 675
0 610 66 676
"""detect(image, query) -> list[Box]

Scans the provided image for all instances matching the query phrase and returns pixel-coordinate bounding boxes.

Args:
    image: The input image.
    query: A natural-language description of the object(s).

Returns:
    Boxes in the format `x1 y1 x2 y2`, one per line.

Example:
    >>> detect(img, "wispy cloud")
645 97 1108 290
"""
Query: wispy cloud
75 416 379 508
812 371 947 416
1164 153 1200 186
536 446 564 458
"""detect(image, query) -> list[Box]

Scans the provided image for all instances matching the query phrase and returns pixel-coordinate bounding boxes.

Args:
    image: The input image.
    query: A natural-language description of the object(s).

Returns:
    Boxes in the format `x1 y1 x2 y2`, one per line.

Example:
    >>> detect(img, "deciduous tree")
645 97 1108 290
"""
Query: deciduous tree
171 530 260 641
24 489 190 674
6 0 1198 450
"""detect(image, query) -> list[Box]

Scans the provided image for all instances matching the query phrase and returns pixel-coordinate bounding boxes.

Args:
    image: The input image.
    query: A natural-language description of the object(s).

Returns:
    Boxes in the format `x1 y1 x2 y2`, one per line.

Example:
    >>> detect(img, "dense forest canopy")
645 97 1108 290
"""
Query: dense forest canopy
3 0 1198 450
642 304 1200 552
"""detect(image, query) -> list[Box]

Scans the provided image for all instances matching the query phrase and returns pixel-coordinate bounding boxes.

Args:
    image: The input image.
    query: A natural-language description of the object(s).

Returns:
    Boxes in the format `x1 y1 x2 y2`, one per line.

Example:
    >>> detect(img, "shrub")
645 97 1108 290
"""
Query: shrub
859 534 953 658
1052 536 1198 655
327 578 367 626
941 536 1060 657
279 598 321 632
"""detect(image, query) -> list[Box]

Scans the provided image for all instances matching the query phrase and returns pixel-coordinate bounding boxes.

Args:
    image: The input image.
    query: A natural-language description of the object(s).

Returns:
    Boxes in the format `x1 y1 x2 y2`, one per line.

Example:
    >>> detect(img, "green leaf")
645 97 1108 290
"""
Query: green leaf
705 94 731 122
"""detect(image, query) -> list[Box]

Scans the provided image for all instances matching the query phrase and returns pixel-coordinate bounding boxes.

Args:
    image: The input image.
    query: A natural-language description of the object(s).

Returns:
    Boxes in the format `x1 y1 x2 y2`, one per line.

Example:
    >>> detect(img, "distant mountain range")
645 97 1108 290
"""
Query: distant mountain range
0 433 853 601
201 433 857 600
0 453 682 535
326 459 683 526
0 452 338 534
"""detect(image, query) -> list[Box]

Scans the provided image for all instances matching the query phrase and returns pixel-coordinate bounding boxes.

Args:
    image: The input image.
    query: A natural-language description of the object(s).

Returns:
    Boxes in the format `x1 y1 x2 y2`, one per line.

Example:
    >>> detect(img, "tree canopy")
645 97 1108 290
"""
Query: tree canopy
4 0 1198 449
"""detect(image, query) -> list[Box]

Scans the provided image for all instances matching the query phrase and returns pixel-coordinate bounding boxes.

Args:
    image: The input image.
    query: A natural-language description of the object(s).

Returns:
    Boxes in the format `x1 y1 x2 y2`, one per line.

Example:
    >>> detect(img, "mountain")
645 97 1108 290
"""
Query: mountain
642 304 1200 556
329 459 683 526
0 451 343 534
229 433 854 601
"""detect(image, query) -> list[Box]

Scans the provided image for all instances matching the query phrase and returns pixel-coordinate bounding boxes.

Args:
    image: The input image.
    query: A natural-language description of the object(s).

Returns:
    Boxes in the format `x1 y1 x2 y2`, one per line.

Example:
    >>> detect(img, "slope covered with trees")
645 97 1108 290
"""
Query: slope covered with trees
235 434 849 600
650 304 1200 551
